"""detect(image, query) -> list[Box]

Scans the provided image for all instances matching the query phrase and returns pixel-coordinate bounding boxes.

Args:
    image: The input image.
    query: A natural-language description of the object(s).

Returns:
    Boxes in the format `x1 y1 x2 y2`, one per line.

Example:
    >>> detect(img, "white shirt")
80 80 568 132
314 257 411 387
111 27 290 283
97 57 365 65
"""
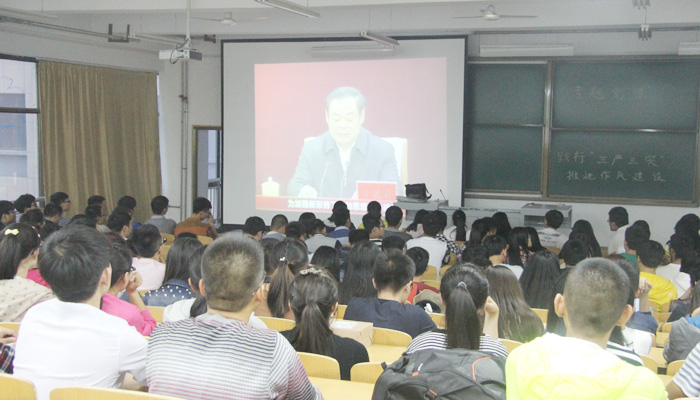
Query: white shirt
656 262 691 296
406 236 448 274
336 140 357 174
163 298 268 329
443 225 470 241
537 227 568 249
132 257 166 291
501 264 524 280
607 225 628 255
305 234 340 254
13 299 148 400
622 327 653 356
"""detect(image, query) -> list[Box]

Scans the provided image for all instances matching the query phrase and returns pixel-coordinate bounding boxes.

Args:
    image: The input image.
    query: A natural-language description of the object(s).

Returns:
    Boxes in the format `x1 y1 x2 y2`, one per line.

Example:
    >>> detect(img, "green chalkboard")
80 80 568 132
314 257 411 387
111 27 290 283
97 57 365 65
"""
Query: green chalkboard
464 126 542 192
548 130 697 202
552 61 700 130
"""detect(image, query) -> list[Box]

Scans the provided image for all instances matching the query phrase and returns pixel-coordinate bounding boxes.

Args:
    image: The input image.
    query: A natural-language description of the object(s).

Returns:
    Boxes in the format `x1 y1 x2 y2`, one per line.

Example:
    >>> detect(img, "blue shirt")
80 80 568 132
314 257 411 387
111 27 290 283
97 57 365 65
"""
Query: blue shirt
143 279 194 307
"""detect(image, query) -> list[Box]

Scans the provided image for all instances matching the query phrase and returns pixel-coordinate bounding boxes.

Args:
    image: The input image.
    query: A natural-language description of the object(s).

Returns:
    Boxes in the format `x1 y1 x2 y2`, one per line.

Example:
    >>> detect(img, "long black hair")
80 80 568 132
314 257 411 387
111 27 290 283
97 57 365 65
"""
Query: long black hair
506 227 530 266
452 210 467 242
189 245 208 318
288 268 337 355
406 209 429 234
570 220 602 257
492 212 512 239
164 237 202 283
267 239 309 317
0 223 40 280
339 241 380 304
440 264 488 350
519 250 561 309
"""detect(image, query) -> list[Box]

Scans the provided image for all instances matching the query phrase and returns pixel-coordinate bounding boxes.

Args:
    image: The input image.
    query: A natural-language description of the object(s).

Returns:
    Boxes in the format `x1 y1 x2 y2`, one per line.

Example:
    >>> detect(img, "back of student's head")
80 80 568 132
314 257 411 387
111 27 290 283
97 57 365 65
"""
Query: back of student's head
130 224 162 258
564 258 630 338
339 240 380 304
608 206 629 227
406 247 429 277
165 236 202 282
310 246 340 282
270 214 289 231
544 210 564 229
106 233 134 288
288 268 337 354
117 195 137 212
43 203 62 219
107 209 131 233
39 225 111 302
19 209 44 229
675 214 700 239
367 201 382 219
637 240 664 268
520 250 561 309
329 201 348 222
201 234 264 312
84 204 103 222
0 223 40 280
189 245 208 318
506 227 530 266
559 239 588 266
298 212 316 236
382 235 405 252
150 195 169 214
625 221 651 251
492 211 512 238
452 209 468 241
14 194 36 214
461 244 492 270
261 237 280 276
192 197 212 214
434 210 448 232
373 249 415 293
285 221 306 241
385 206 403 228
483 235 507 258
362 213 381 233
571 219 601 257
467 218 488 246
331 208 350 227
669 233 694 261
525 226 545 252
422 211 442 237
348 229 369 245
70 214 96 229
406 209 428 233
87 195 105 207
268 239 309 317
311 219 327 235
40 220 60 240
609 257 639 306
243 216 265 237
49 191 69 206
440 264 489 350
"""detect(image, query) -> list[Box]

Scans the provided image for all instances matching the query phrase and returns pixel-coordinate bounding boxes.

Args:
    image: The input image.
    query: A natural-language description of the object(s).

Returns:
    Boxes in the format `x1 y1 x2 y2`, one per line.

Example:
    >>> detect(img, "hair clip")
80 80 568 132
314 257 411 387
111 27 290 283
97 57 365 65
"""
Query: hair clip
4 229 19 236
279 256 287 262
299 267 322 276
457 281 468 289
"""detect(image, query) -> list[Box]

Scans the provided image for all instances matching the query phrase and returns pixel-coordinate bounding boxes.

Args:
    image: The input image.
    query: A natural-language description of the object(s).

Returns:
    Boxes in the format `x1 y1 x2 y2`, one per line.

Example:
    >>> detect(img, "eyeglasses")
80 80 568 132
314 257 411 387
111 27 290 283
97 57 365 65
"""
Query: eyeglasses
129 266 136 273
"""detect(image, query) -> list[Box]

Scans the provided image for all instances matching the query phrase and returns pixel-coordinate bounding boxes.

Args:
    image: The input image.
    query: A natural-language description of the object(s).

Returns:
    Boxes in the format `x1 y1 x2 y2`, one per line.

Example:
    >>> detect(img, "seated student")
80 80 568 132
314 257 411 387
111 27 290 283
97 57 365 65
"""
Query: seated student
406 264 508 358
384 205 412 242
559 239 589 270
266 239 309 319
163 245 207 322
143 236 201 307
406 211 449 275
526 226 546 252
243 216 265 240
506 258 666 399
344 249 436 338
607 206 630 255
310 245 341 282
87 194 107 214
405 209 428 239
381 235 406 252
326 208 351 246
0 200 16 229
85 204 109 233
569 220 603 257
434 210 460 260
117 195 140 229
505 227 534 266
612 257 654 357
19 208 44 230
173 197 217 239
0 326 16 374
305 219 340 253
0 223 54 322
483 235 522 278
363 213 385 247
130 224 166 291
485 265 544 343
460 244 492 270
492 211 512 240
41 203 61 235
13 226 148 400
107 207 133 239
49 191 71 227
143 195 177 234
443 209 468 242
284 221 306 242
357 201 387 229
338 229 370 271
621 220 651 264
537 209 568 250
14 193 37 221
657 233 693 298
668 341 700 398
264 214 288 241
638 240 678 311
339 240 381 304
101 234 157 336
406 247 440 304
281 268 369 380
146 234 321 399
519 250 561 310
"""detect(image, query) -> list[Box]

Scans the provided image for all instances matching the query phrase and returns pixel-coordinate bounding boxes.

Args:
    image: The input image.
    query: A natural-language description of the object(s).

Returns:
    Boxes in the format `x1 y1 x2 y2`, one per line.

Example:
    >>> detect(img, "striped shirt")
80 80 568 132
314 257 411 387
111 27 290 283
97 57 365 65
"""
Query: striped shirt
673 341 700 397
147 313 321 400
406 330 509 358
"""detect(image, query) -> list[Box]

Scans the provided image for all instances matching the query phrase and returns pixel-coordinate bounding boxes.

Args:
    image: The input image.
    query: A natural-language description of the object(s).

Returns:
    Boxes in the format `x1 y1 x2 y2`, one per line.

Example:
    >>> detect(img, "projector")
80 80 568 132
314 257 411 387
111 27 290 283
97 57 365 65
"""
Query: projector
159 48 202 61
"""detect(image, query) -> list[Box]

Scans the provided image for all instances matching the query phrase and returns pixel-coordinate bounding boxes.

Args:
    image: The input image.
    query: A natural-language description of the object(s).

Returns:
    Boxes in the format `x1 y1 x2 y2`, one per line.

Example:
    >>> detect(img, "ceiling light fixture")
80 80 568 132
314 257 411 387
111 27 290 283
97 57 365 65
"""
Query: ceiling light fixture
254 0 319 18
638 24 652 40
633 0 650 9
359 31 399 47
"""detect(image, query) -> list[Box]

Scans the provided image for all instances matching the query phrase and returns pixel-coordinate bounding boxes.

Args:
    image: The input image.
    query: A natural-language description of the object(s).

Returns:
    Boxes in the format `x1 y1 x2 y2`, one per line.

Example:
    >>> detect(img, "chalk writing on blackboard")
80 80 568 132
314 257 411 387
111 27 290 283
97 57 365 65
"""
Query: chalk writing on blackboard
557 151 666 184
572 86 647 101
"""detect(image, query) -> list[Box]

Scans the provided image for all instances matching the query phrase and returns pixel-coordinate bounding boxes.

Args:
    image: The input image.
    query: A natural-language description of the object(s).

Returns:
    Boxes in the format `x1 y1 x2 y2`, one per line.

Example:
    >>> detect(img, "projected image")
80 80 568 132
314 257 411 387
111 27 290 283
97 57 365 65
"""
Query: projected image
254 58 447 214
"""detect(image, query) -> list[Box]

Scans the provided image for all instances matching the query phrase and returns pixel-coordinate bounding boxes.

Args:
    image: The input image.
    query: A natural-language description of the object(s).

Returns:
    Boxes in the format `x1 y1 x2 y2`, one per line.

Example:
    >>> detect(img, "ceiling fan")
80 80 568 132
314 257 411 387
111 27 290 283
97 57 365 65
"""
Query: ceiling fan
191 12 267 26
454 5 537 21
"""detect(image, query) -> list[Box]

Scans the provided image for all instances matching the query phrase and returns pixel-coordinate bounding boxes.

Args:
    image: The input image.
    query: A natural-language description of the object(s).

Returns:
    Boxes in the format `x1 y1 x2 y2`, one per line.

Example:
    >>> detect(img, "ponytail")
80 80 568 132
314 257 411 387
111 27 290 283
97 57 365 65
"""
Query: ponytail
289 268 336 355
267 239 309 318
445 281 482 350
453 210 467 242
0 223 40 280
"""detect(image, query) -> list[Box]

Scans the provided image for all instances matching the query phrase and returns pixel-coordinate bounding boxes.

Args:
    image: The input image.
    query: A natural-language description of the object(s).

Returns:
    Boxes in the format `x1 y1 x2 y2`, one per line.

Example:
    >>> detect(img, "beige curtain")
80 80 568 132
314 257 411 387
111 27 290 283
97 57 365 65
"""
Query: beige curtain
38 61 161 223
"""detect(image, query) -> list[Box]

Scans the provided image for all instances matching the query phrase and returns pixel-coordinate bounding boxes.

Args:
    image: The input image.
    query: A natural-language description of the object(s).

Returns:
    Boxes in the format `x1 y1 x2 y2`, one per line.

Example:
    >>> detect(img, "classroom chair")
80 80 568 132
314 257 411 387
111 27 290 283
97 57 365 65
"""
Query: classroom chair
640 355 658 373
660 322 673 333
499 339 523 353
531 308 549 324
544 246 560 255
258 316 296 332
350 362 384 384
0 374 36 400
667 360 685 377
0 322 20 335
160 233 175 244
653 311 671 324
160 244 171 263
655 332 669 348
50 387 182 400
335 304 347 320
423 265 438 281
428 312 445 329
146 306 165 324
196 235 213 245
297 352 341 380
373 327 412 347
648 347 667 370
650 301 670 313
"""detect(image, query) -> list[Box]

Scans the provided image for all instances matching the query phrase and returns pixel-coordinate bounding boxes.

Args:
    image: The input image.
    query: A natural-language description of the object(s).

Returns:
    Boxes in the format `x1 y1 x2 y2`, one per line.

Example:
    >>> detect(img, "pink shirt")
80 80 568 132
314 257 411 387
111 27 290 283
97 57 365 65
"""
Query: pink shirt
27 269 51 289
101 293 157 336
131 257 166 291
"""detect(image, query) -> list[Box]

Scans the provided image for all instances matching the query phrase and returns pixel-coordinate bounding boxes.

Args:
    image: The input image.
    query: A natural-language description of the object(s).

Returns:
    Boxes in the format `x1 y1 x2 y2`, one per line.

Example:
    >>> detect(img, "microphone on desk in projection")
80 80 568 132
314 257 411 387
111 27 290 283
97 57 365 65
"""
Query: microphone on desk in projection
439 189 448 202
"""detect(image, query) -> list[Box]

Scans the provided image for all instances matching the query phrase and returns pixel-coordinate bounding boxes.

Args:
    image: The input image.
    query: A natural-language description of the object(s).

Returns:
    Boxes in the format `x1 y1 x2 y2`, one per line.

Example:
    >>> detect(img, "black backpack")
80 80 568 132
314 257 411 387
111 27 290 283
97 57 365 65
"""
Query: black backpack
372 349 506 400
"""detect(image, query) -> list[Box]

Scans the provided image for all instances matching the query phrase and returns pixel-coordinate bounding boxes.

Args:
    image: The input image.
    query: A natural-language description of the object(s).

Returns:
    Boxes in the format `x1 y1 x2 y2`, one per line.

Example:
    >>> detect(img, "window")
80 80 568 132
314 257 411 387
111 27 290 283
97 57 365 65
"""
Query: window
0 56 39 201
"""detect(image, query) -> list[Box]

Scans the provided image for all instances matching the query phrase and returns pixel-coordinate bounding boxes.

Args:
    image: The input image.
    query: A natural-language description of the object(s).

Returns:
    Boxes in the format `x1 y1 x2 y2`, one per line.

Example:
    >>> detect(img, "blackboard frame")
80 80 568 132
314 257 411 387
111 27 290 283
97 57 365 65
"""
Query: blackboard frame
463 56 700 207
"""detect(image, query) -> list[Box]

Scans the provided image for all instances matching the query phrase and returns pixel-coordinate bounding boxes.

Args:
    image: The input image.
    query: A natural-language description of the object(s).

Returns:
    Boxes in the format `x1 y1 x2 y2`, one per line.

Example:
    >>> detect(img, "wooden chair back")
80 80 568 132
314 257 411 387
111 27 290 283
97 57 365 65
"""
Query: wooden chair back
0 322 20 335
373 327 412 347
531 308 549 324
655 332 669 348
428 312 445 329
661 322 673 333
336 304 347 320
350 362 384 384
160 233 175 245
160 244 171 264
499 339 523 353
640 355 658 373
196 235 213 245
650 301 670 313
146 306 165 324
544 246 560 255
423 265 438 281
0 374 36 400
297 352 341 380
50 387 182 400
667 360 685 377
258 316 296 332
652 311 671 324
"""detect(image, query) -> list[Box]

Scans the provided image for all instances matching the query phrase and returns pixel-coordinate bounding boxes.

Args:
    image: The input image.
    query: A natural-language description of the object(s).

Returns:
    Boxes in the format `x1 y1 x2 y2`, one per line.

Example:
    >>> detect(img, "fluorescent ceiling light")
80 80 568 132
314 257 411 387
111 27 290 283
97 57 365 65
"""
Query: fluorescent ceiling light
311 44 395 56
360 31 399 47
255 0 319 18
479 44 574 57
679 42 700 55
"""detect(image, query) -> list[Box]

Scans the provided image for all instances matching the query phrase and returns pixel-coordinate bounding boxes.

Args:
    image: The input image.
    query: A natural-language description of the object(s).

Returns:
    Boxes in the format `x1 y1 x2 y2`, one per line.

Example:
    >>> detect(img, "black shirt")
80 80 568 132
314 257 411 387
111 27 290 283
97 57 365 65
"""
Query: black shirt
344 297 437 338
